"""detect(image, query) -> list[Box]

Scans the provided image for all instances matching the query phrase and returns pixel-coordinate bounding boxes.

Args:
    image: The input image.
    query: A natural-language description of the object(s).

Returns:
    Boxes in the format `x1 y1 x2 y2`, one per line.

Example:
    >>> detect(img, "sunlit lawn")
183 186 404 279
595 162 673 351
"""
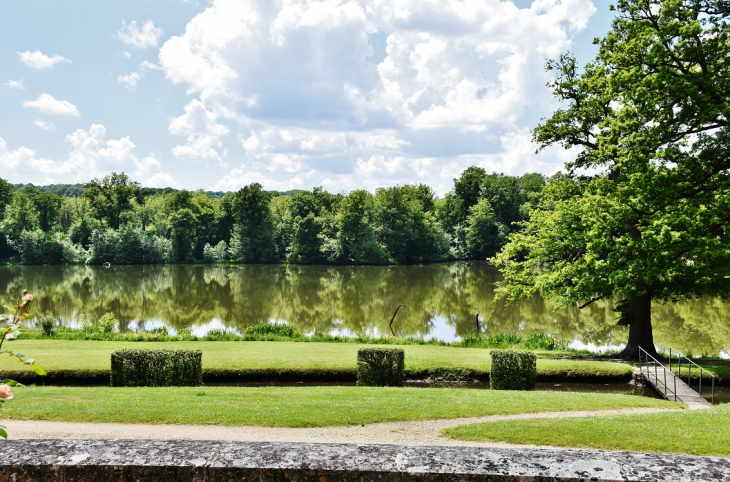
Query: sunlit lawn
0 386 679 427
0 340 634 378
444 404 729 456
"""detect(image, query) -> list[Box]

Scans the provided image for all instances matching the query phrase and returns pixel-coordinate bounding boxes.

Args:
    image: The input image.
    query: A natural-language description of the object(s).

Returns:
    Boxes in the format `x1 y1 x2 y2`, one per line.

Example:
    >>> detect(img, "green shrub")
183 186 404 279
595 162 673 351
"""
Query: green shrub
356 348 405 387
38 311 56 336
245 323 303 338
145 326 169 335
79 315 95 333
489 350 536 390
204 328 236 341
110 349 203 387
98 312 118 334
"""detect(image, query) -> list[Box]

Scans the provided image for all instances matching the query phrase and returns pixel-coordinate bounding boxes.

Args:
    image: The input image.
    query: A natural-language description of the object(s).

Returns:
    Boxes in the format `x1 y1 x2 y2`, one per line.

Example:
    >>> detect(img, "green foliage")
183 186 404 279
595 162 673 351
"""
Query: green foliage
372 185 449 263
38 311 56 336
495 0 730 357
464 198 508 259
0 290 47 438
245 323 303 338
203 241 228 263
356 347 405 387
489 350 537 391
15 230 83 265
83 172 142 230
1 170 545 266
98 313 118 334
203 329 238 341
229 183 277 263
335 190 391 264
0 178 13 221
110 349 203 387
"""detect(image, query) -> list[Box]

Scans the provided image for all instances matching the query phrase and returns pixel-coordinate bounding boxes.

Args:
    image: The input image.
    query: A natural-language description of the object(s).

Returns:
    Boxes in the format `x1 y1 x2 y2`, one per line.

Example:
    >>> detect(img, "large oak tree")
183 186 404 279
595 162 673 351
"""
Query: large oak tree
494 0 730 358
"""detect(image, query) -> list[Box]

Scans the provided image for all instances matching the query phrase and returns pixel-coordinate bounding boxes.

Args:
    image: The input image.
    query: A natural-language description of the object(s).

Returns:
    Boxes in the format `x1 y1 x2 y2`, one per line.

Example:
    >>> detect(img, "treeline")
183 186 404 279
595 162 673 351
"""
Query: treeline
0 168 545 265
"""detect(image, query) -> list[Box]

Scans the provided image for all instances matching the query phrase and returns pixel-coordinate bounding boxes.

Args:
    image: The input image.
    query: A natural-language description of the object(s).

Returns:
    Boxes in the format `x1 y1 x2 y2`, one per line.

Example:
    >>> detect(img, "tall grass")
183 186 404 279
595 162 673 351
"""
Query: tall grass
20 325 572 351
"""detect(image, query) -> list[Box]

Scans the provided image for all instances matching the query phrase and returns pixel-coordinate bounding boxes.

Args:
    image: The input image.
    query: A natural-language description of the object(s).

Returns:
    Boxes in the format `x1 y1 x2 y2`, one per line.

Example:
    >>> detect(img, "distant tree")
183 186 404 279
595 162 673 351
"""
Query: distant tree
169 208 197 263
465 198 508 259
336 190 391 264
373 185 448 263
83 172 142 229
0 178 12 219
31 192 64 232
229 183 277 263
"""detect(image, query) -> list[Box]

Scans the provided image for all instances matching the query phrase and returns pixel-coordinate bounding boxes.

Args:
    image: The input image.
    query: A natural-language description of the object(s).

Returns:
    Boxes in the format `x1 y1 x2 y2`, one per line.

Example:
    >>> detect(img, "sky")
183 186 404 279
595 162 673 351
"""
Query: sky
0 0 614 195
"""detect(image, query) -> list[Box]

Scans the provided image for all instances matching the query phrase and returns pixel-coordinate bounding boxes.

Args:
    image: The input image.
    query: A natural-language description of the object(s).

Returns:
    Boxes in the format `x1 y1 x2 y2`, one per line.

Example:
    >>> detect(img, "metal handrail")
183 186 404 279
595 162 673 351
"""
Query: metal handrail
638 347 678 402
668 347 716 405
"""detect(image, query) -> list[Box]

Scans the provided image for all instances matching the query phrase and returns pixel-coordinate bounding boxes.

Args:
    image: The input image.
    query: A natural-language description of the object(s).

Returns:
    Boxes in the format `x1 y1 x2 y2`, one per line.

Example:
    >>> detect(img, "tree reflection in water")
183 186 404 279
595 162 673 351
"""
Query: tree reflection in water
0 262 728 355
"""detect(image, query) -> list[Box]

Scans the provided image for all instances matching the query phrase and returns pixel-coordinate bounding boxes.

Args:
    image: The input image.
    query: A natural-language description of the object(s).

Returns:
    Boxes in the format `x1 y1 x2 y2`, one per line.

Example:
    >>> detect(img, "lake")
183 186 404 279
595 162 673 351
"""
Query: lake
1 262 729 356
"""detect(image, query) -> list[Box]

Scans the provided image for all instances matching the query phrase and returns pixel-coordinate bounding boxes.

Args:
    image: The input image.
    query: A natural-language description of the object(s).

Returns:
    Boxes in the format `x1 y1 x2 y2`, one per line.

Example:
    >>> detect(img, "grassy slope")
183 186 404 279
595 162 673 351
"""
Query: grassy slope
444 404 730 456
0 386 679 427
0 340 633 377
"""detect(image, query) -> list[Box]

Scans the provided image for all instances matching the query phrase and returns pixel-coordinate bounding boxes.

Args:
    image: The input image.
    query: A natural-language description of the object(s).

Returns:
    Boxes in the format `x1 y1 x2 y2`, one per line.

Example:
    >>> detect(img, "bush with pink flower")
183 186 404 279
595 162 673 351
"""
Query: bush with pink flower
0 291 46 438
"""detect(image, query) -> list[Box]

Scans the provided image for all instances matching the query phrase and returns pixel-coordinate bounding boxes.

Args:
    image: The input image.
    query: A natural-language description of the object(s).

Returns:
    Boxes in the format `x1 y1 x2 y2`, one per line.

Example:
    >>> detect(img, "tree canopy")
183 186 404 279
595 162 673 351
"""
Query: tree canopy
494 0 730 358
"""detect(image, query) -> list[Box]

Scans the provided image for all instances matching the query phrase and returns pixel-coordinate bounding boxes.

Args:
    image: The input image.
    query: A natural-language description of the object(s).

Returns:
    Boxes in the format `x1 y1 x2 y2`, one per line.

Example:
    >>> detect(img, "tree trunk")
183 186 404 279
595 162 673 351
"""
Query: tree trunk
618 293 657 360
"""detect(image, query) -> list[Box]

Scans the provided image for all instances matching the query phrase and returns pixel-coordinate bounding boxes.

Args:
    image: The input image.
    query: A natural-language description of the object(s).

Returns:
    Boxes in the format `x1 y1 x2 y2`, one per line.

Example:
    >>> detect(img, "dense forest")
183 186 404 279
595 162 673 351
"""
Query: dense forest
0 168 545 265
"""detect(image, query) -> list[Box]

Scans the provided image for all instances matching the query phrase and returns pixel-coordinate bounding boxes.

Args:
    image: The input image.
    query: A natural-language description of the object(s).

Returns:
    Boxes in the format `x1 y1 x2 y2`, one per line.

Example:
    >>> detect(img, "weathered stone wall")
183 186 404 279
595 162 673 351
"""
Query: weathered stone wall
1 440 728 481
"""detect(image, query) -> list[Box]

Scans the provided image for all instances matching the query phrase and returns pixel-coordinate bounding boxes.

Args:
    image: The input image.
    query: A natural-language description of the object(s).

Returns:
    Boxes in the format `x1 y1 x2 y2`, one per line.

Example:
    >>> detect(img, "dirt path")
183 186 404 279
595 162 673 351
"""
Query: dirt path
2 407 678 447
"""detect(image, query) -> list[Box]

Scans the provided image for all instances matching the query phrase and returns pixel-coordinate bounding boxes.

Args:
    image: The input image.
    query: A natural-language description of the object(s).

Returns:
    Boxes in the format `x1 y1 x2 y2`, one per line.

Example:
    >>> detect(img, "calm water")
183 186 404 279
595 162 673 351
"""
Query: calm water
1 262 730 355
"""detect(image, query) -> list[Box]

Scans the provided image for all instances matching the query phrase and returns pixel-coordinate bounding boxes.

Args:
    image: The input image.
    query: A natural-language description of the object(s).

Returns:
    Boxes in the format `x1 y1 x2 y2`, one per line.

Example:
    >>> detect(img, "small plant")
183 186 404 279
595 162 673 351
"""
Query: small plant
356 348 405 387
98 312 118 334
204 328 228 340
38 310 56 336
490 350 536 391
79 315 95 333
245 323 303 338
146 326 169 335
523 333 567 351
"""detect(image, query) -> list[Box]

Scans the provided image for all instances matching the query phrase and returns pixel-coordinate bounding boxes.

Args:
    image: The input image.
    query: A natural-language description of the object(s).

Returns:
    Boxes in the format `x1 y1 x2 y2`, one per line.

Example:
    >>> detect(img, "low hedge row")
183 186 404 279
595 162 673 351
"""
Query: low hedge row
490 350 536 390
357 348 405 387
110 349 203 387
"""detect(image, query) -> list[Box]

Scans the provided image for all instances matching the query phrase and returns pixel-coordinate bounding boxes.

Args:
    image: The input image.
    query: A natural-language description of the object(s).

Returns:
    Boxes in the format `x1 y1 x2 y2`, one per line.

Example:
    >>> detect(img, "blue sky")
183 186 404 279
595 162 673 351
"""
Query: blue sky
0 0 613 194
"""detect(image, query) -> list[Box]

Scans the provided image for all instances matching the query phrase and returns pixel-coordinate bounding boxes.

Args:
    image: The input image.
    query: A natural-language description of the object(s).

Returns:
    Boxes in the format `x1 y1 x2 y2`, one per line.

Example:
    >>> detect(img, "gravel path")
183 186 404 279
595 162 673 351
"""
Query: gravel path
2 407 677 447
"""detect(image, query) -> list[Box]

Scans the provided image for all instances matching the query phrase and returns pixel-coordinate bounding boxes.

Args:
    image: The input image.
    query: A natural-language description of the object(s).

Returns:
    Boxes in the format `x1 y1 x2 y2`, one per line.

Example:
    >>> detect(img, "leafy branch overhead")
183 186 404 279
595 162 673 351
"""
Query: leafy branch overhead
495 0 730 358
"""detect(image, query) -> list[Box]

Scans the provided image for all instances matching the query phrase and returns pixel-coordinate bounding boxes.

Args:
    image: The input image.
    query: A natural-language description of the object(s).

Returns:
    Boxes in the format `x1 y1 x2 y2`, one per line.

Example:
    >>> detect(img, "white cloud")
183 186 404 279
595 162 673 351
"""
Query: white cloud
0 126 176 186
117 19 165 49
118 72 142 90
34 120 56 131
169 99 230 163
23 93 81 116
17 50 72 69
139 60 162 71
157 0 597 193
5 79 26 90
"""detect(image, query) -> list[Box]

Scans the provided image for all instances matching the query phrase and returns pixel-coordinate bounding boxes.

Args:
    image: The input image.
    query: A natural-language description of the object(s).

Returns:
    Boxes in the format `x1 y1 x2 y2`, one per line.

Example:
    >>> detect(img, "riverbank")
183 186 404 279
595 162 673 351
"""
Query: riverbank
0 340 635 385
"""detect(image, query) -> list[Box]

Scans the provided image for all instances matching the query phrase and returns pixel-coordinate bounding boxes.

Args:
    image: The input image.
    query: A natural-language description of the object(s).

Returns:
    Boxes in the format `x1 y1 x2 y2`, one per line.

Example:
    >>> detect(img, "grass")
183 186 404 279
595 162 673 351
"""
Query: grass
0 340 634 379
0 386 680 427
444 404 730 456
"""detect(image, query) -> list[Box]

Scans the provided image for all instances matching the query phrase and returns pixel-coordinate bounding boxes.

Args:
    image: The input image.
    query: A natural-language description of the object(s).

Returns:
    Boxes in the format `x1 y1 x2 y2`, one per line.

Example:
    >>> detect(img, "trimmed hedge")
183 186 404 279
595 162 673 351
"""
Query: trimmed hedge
490 350 537 390
110 349 203 387
357 348 405 387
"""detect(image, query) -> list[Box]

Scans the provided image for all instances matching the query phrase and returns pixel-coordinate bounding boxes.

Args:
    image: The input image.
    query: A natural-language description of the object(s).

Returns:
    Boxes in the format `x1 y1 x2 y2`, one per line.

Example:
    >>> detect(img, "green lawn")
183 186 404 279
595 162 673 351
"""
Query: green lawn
444 404 729 456
0 340 633 378
0 386 680 427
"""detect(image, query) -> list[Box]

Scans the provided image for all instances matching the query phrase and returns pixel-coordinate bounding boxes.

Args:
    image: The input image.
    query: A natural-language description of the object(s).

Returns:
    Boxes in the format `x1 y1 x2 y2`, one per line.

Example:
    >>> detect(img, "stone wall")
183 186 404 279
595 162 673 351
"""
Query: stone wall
1 440 728 481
